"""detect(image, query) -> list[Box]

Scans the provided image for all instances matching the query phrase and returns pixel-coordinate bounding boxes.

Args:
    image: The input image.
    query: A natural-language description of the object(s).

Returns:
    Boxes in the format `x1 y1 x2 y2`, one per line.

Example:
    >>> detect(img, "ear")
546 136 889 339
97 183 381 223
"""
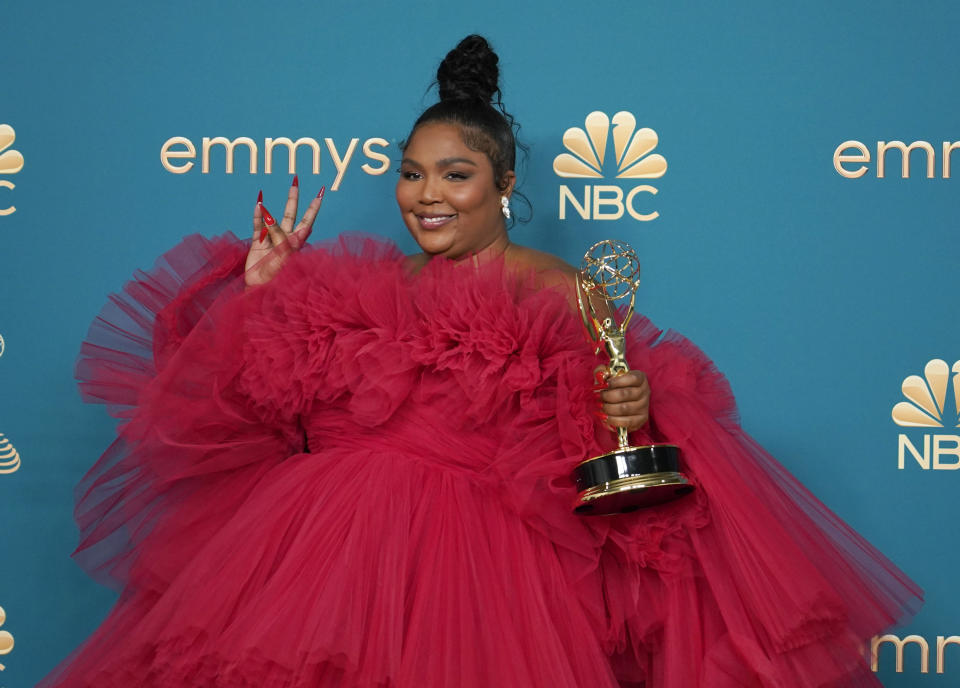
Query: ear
498 170 517 197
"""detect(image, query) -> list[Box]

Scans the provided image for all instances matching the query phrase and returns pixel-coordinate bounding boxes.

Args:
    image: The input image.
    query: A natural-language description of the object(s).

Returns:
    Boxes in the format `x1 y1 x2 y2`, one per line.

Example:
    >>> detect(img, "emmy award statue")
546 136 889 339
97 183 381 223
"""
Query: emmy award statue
572 239 694 515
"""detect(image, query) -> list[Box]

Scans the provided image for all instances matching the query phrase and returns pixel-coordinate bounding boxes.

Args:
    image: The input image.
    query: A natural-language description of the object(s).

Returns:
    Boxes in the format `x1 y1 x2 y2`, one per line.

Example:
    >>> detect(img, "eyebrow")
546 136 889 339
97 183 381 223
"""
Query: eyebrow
401 156 479 168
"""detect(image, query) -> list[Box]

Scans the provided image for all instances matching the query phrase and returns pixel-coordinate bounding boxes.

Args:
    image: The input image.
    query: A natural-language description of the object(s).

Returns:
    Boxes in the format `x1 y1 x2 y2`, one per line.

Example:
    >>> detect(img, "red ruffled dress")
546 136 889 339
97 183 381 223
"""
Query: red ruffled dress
41 234 921 687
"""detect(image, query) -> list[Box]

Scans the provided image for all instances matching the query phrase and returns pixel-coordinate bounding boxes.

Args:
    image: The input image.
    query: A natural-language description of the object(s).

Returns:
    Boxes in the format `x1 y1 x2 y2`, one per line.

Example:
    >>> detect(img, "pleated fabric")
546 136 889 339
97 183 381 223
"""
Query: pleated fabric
40 233 921 687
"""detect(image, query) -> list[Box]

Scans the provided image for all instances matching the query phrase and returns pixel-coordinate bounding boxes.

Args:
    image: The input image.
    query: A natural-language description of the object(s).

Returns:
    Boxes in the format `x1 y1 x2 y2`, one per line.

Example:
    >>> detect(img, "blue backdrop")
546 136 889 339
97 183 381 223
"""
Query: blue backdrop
1 1 957 685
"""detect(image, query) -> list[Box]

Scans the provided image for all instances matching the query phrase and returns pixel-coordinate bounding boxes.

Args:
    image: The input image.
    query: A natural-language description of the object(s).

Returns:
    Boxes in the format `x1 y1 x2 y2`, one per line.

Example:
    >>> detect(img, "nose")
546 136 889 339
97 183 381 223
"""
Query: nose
420 174 442 204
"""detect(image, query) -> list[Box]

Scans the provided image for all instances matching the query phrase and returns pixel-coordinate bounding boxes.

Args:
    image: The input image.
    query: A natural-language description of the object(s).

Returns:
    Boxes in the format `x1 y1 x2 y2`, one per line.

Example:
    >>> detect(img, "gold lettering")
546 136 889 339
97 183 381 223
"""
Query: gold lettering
872 634 929 673
898 434 929 470
592 185 624 220
933 435 960 469
559 185 589 220
937 635 960 674
264 137 322 175
942 142 960 179
834 141 871 178
325 138 359 191
877 141 935 179
202 136 258 174
626 185 659 221
361 137 391 175
159 136 197 174
0 180 14 216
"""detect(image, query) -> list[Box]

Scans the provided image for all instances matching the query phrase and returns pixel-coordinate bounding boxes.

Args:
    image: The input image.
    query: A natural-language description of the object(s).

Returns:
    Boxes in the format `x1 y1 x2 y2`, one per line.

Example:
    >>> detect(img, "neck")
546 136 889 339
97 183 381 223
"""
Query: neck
457 232 511 266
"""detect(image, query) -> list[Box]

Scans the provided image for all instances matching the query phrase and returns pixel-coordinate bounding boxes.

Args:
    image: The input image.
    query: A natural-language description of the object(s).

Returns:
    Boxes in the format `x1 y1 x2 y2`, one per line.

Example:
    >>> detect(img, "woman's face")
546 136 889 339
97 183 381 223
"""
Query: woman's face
396 122 515 259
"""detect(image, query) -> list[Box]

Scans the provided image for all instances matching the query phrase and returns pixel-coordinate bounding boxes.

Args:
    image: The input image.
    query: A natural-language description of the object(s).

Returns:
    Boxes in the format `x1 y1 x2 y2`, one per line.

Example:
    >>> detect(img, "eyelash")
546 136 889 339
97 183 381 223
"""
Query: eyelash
397 169 470 181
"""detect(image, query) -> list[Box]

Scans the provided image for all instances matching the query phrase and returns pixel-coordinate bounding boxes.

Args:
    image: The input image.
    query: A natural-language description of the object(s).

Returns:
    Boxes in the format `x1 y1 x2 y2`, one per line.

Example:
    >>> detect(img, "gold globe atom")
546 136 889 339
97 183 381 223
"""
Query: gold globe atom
579 239 641 302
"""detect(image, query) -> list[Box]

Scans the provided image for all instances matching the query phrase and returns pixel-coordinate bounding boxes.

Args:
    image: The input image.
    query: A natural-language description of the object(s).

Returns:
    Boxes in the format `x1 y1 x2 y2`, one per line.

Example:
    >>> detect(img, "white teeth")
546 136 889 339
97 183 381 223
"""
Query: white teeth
419 215 454 228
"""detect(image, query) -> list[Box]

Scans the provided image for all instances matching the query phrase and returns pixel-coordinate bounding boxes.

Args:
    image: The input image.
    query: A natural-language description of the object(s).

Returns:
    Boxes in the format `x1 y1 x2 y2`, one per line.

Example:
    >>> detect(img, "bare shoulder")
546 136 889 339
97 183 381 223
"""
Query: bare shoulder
507 245 579 309
508 245 575 282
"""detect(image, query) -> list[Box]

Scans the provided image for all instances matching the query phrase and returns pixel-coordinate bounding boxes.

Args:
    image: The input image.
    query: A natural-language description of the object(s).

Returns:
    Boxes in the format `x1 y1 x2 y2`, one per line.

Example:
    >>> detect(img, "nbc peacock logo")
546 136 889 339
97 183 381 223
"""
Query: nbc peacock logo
893 359 960 470
0 124 23 217
0 434 20 474
553 111 666 222
0 606 12 671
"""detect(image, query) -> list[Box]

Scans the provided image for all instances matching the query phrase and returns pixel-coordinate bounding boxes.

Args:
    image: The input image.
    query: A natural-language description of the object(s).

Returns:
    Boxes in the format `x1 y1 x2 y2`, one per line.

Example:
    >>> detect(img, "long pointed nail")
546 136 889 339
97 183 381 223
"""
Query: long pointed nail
261 205 276 227
292 174 299 188
317 185 326 204
259 204 276 242
257 189 263 204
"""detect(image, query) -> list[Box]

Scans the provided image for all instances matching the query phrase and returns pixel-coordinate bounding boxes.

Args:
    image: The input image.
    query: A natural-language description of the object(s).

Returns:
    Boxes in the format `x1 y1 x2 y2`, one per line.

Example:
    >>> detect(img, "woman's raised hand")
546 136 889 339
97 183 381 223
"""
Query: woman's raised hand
244 177 325 288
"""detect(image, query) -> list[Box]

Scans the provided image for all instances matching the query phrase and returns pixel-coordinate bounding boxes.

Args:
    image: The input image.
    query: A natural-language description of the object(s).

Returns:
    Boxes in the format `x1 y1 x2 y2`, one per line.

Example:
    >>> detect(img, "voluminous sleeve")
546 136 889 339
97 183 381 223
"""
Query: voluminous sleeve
73 233 305 592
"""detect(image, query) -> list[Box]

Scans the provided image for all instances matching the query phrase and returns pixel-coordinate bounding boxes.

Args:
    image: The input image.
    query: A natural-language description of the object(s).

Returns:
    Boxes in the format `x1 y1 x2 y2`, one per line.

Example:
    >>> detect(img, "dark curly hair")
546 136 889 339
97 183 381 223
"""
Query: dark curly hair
405 35 520 196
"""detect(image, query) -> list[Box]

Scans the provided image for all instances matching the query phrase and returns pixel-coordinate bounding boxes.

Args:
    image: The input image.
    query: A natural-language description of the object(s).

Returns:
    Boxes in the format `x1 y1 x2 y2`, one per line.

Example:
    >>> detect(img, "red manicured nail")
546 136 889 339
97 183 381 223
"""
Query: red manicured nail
259 203 276 243
257 197 267 242
292 175 299 188
261 204 276 227
316 185 326 204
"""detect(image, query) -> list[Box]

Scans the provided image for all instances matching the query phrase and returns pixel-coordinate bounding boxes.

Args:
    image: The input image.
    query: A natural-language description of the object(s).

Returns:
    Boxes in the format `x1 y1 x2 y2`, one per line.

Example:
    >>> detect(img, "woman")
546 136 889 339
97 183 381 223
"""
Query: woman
43 36 920 687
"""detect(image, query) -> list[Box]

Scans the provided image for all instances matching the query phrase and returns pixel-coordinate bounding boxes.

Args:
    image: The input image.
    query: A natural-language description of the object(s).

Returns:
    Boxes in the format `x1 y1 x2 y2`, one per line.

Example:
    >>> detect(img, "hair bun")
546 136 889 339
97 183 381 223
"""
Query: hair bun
436 35 501 105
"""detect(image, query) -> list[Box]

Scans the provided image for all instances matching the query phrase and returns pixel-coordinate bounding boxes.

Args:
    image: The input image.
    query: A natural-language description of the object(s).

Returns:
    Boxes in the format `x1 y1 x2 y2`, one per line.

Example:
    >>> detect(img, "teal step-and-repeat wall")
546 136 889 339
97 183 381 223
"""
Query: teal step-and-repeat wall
1 2 957 685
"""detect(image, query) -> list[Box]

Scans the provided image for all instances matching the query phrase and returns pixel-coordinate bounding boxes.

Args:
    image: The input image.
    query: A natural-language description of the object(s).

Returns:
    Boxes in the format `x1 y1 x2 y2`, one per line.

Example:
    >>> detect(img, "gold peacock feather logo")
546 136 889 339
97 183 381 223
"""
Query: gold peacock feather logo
553 111 667 180
0 606 13 670
0 125 23 175
0 434 20 474
892 359 960 427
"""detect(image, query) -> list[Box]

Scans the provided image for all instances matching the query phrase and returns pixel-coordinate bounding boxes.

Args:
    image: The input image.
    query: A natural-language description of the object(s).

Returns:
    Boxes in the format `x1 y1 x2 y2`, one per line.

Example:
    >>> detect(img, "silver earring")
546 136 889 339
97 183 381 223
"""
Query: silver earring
501 195 511 220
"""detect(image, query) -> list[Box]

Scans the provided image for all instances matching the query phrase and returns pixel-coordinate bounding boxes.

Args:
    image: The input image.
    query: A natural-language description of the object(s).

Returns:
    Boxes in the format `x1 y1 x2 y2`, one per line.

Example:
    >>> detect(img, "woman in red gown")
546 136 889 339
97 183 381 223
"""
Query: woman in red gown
41 36 921 687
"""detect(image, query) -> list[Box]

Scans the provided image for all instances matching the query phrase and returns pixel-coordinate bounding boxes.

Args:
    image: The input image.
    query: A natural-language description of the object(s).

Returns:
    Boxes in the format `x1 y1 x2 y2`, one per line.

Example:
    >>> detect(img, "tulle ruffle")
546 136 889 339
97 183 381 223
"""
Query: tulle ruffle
42 233 922 687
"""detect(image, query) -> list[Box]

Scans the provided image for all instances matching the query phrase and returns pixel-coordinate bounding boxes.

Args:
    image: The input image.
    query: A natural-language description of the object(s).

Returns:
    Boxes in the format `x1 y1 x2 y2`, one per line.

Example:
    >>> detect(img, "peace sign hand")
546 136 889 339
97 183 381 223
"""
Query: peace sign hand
244 177 325 288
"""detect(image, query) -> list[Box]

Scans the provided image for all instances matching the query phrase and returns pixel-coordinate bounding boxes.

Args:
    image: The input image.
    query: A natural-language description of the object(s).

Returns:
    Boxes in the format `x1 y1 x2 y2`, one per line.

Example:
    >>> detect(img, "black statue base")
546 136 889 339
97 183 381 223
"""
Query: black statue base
572 444 694 515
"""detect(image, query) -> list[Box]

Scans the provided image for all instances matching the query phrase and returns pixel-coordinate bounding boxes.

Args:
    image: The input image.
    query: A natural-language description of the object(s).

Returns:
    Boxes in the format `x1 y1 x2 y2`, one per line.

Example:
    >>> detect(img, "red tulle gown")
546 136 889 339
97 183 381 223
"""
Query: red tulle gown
40 233 921 688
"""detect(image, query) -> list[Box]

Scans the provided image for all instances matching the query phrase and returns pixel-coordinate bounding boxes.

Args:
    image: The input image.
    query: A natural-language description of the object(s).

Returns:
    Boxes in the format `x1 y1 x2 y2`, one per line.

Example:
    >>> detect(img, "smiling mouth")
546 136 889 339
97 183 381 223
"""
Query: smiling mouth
417 214 456 229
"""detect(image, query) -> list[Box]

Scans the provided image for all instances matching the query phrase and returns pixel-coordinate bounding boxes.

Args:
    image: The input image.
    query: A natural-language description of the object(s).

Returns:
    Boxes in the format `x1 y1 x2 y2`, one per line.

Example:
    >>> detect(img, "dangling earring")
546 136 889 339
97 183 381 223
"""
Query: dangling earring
501 195 511 220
